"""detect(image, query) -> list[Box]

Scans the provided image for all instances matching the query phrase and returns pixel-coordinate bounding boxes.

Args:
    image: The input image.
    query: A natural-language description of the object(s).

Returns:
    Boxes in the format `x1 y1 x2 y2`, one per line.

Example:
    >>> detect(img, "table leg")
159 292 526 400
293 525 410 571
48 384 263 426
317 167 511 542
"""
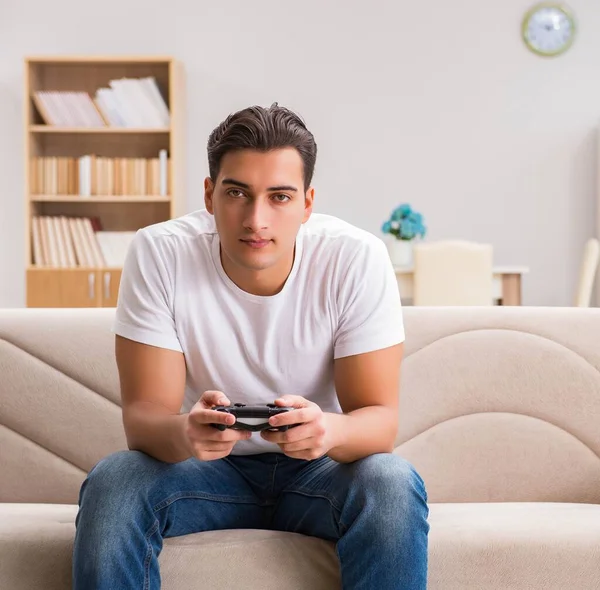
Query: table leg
501 274 522 305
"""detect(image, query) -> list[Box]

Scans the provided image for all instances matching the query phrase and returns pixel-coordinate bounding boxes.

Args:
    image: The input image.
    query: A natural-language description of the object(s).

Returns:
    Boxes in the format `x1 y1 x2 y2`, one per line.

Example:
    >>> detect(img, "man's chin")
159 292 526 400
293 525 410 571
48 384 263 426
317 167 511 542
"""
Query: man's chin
232 253 275 272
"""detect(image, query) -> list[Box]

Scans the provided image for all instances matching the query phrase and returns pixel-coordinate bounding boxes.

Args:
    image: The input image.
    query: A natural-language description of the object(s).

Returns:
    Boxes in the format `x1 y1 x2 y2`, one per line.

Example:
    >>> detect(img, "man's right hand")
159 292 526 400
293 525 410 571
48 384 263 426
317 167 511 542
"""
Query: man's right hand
183 391 251 461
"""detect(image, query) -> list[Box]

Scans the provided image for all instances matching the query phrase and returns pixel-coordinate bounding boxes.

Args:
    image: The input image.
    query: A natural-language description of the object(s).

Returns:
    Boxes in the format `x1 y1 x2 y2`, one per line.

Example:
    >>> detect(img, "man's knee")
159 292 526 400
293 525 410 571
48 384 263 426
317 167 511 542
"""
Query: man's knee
81 450 158 505
351 453 428 506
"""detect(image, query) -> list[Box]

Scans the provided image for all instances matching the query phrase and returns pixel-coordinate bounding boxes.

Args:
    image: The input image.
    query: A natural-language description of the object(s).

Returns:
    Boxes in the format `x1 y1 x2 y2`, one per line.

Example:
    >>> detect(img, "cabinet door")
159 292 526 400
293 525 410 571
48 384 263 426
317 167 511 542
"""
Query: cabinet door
27 269 100 308
99 269 122 307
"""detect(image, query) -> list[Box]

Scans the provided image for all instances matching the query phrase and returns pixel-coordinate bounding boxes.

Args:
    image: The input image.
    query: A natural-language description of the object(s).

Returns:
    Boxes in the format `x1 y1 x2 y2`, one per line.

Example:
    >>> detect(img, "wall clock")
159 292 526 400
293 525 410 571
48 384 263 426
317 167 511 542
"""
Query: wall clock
522 3 576 57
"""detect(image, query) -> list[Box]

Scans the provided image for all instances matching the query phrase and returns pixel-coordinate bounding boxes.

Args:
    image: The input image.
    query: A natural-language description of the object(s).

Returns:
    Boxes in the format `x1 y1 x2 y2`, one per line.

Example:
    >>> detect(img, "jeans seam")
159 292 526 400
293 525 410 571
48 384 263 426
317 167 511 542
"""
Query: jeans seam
270 455 280 496
152 491 260 512
281 487 343 514
282 488 342 513
143 519 160 590
280 488 345 537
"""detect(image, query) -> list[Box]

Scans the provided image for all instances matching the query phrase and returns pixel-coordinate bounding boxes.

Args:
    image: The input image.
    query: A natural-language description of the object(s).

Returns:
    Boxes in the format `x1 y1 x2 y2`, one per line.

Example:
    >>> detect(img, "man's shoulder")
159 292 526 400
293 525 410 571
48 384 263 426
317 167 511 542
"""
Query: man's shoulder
128 209 216 273
302 213 385 260
139 209 216 243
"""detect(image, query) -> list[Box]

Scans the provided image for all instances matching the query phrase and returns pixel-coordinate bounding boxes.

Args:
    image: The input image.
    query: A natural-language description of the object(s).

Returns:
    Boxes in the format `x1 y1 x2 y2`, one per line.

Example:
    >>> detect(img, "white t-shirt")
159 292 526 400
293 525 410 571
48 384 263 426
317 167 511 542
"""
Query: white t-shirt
113 209 404 455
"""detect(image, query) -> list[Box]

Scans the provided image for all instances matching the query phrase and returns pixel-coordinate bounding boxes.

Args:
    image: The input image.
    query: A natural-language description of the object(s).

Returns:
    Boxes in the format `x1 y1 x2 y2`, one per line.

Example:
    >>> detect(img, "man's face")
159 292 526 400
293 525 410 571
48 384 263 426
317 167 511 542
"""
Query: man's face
204 148 314 286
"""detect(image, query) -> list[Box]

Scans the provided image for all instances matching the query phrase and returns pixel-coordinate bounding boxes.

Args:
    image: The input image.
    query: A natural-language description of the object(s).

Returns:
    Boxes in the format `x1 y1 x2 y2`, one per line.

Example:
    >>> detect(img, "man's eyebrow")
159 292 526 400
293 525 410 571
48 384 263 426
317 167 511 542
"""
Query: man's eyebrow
221 178 298 192
268 184 298 192
222 178 251 189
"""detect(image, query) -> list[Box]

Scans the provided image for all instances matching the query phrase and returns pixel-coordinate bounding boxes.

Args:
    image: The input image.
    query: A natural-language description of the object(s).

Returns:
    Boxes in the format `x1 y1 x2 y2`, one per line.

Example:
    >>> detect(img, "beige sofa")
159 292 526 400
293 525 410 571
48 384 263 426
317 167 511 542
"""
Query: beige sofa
1 306 600 589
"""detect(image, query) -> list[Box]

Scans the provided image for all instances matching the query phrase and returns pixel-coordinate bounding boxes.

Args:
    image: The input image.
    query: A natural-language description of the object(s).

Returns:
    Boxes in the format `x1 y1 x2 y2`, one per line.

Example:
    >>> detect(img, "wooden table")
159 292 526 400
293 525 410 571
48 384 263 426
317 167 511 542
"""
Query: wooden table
394 266 529 306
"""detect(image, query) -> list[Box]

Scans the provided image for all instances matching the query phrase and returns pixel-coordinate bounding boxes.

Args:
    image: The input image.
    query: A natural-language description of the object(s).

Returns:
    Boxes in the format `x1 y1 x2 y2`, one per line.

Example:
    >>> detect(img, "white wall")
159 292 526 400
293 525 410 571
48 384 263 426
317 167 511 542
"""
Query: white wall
1 0 599 307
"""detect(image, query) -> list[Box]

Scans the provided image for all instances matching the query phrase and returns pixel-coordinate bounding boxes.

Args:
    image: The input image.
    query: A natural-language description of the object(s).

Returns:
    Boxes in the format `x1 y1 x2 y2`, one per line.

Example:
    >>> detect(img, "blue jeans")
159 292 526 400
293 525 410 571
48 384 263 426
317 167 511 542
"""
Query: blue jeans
72 450 429 589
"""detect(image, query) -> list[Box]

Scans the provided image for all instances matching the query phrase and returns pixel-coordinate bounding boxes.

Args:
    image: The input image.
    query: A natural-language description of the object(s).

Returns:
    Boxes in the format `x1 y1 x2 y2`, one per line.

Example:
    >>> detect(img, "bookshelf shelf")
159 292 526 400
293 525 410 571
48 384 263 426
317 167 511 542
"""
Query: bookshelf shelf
28 265 123 271
26 55 173 64
30 195 171 203
25 55 184 308
30 126 171 134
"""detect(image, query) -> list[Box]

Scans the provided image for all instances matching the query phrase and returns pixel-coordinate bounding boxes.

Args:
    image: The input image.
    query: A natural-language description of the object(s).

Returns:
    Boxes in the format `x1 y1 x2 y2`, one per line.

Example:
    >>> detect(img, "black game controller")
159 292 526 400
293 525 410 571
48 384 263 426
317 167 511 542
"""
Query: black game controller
211 403 297 432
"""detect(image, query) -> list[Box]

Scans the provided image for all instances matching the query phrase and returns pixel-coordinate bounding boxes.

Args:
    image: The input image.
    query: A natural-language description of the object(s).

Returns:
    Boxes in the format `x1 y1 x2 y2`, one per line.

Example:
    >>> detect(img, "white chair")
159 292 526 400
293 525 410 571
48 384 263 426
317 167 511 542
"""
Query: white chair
574 238 600 307
413 240 494 306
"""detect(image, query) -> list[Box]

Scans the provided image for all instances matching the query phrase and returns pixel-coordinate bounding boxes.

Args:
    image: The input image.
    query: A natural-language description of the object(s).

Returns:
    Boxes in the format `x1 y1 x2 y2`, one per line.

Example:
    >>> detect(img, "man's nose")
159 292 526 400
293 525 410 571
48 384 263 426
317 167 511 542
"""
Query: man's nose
243 199 269 231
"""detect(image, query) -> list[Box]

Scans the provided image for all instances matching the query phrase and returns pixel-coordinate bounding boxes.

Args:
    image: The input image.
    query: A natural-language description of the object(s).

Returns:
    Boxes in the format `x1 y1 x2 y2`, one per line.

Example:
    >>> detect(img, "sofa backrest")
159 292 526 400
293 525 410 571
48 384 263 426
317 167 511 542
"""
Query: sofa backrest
1 306 599 505
395 306 600 505
0 308 124 505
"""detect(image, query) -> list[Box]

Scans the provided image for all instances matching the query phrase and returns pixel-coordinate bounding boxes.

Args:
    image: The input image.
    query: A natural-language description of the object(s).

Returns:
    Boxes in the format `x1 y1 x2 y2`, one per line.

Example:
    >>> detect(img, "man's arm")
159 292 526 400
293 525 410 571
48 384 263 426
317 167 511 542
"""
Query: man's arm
116 336 251 464
325 343 403 463
116 335 192 463
263 343 403 463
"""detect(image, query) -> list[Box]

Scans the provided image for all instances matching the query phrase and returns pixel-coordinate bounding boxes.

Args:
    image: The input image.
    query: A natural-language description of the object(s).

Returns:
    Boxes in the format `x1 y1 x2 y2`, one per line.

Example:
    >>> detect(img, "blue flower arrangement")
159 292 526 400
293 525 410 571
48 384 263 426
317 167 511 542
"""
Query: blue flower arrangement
381 204 426 241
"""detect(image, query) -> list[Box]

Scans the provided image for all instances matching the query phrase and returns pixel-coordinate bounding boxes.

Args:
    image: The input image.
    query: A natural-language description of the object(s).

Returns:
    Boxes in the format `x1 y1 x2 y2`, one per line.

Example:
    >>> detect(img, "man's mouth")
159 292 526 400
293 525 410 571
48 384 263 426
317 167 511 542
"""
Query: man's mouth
240 238 271 249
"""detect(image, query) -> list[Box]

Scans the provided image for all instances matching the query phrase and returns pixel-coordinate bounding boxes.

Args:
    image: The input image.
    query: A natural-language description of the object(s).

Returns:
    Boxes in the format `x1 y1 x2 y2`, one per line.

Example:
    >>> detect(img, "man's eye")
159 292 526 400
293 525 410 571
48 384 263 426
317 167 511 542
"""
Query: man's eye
228 189 245 198
272 194 291 202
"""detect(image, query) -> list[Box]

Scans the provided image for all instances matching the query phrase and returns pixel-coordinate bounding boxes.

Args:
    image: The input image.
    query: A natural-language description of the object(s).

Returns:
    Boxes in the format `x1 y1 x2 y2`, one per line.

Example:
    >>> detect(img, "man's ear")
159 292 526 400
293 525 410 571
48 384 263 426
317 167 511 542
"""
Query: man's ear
302 187 315 223
204 177 215 214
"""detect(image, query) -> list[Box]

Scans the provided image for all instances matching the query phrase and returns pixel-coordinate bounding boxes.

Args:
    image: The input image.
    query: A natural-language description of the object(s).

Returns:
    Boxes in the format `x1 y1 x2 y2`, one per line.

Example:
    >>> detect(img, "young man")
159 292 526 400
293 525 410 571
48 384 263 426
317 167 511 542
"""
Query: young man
72 104 429 589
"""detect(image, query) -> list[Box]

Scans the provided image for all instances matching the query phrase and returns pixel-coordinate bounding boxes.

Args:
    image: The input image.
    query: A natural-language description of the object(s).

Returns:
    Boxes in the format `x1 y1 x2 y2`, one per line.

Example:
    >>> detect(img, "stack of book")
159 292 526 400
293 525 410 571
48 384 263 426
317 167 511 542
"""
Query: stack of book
31 215 136 267
30 151 169 196
32 76 170 128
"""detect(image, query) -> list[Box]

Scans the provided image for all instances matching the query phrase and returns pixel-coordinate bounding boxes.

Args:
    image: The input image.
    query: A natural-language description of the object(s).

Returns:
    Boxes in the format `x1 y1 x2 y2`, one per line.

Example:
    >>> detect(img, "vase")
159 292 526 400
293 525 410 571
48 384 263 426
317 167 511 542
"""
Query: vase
386 239 413 268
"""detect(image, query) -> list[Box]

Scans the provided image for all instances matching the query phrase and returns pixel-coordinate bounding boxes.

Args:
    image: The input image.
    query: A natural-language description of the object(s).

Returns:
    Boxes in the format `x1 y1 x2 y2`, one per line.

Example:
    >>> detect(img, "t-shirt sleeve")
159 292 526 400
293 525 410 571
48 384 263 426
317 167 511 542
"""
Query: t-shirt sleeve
113 229 183 352
333 237 405 359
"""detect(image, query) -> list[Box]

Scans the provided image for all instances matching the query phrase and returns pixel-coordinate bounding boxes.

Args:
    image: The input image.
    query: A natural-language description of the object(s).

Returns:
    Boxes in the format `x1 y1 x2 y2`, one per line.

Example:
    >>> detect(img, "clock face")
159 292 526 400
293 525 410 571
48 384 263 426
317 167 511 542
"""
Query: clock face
522 4 575 56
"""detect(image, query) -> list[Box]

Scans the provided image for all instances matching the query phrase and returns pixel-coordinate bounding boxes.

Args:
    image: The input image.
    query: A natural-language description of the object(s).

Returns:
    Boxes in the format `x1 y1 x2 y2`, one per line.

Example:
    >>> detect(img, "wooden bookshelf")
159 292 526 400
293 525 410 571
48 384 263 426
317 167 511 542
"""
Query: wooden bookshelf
24 55 184 308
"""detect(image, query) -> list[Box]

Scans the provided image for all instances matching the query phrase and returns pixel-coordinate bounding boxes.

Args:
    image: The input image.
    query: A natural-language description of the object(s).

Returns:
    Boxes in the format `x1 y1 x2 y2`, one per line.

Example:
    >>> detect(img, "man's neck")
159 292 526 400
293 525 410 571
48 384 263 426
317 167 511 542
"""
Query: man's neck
220 248 295 297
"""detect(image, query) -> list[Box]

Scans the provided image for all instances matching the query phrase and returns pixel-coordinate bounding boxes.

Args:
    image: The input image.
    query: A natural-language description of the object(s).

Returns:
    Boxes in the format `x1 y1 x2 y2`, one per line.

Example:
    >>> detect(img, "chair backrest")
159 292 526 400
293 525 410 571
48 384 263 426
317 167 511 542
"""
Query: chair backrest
413 240 493 306
574 238 600 307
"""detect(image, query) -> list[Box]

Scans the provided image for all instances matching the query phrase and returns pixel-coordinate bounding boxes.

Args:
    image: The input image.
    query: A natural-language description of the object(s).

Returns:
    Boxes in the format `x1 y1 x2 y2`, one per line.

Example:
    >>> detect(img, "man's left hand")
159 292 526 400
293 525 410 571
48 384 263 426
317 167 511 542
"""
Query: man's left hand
260 395 339 460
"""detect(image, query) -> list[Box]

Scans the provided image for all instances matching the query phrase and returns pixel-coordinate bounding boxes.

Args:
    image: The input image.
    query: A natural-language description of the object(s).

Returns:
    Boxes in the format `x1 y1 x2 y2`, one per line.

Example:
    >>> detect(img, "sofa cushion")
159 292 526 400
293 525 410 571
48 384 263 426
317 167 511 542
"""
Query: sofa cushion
428 502 600 589
0 503 76 589
1 502 599 590
0 503 340 590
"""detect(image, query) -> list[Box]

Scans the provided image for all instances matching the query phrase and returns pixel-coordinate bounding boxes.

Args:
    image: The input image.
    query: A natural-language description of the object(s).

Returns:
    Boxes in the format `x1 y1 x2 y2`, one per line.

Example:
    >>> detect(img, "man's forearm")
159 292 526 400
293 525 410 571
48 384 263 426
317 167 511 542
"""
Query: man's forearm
325 406 398 463
123 401 192 464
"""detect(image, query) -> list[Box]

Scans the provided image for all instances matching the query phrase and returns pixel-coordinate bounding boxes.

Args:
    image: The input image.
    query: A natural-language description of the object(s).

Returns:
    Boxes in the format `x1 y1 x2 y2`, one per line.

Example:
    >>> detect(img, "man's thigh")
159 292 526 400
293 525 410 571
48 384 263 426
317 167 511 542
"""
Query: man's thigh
270 453 423 541
81 450 275 538
269 455 347 541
